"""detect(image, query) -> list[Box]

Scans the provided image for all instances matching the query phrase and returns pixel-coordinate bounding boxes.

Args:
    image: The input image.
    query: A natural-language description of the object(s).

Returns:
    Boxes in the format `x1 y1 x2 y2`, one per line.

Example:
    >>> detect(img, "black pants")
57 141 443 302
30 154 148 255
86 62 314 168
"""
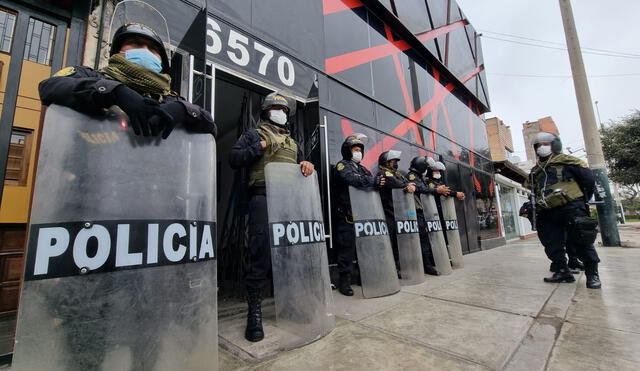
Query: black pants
417 212 435 267
333 213 356 277
246 194 271 292
537 205 600 268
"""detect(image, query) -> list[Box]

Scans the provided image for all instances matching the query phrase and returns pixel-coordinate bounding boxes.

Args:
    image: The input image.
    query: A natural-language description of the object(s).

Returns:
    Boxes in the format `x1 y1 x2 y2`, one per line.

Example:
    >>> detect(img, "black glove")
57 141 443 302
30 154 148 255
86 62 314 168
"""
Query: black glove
161 101 217 138
113 85 172 137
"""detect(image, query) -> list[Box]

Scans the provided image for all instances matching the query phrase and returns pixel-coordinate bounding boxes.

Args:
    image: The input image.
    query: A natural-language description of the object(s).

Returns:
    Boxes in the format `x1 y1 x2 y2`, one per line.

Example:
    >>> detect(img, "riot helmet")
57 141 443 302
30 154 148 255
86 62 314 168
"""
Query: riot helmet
532 132 562 157
261 92 296 126
409 156 436 175
341 133 368 161
427 160 446 180
378 150 402 167
109 1 171 73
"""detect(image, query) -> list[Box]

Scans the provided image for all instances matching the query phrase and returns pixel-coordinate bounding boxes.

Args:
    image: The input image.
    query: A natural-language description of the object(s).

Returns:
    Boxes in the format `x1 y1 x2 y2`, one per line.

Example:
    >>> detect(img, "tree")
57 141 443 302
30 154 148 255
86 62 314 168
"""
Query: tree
601 111 640 194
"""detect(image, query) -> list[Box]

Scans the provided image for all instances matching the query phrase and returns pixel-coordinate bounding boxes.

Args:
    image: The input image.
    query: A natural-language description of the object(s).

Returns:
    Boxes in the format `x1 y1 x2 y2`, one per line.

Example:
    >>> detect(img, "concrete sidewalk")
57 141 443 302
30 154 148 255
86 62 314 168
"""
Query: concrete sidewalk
219 232 640 370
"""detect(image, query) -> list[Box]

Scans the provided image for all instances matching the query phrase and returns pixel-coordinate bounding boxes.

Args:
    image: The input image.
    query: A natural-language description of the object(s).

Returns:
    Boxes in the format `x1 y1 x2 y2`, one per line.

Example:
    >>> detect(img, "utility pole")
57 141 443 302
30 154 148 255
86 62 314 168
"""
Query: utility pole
559 0 620 246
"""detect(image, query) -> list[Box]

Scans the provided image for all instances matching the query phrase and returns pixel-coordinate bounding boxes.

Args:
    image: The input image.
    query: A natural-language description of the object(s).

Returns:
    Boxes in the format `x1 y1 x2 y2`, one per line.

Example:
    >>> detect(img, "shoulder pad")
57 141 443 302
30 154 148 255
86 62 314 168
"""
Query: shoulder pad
336 162 345 171
53 66 76 77
550 154 588 167
385 171 393 177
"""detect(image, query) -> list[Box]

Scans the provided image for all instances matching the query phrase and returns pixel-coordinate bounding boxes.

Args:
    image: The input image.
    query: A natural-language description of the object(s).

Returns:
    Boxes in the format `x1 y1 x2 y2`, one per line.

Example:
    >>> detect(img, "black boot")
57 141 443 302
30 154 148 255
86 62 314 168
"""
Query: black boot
551 261 580 274
338 274 354 296
585 264 602 289
543 268 576 283
245 290 264 342
568 258 585 271
424 265 439 276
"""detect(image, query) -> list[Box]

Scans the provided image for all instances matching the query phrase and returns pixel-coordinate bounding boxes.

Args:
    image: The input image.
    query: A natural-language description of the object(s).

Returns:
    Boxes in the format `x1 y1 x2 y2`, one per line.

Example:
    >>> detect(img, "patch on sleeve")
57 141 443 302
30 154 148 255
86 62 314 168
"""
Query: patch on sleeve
385 171 393 177
336 163 345 171
53 66 76 77
429 183 435 188
409 174 416 180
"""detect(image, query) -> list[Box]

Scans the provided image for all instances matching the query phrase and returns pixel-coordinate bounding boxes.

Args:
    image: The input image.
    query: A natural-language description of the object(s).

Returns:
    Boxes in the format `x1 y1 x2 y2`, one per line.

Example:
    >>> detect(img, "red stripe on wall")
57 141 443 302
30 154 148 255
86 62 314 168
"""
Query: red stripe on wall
325 21 468 75
323 0 364 15
461 65 484 84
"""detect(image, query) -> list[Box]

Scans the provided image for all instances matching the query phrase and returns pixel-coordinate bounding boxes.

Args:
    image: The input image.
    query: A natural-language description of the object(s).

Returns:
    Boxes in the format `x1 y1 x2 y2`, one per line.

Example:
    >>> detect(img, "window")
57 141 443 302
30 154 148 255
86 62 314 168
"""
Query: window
5 128 33 186
23 17 56 65
0 8 16 53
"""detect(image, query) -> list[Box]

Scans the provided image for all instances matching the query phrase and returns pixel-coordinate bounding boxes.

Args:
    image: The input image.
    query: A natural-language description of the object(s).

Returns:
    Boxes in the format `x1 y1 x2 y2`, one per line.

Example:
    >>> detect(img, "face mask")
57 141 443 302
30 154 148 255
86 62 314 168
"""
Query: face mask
124 48 162 73
432 172 442 180
352 151 362 163
269 109 288 126
536 145 552 158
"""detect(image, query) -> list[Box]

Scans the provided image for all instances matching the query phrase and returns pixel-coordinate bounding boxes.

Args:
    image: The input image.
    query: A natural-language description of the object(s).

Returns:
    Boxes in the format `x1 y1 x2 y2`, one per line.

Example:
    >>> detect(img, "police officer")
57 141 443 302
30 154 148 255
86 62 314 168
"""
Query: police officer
229 92 315 342
406 156 450 275
527 132 601 289
39 23 216 138
331 134 385 296
376 151 416 274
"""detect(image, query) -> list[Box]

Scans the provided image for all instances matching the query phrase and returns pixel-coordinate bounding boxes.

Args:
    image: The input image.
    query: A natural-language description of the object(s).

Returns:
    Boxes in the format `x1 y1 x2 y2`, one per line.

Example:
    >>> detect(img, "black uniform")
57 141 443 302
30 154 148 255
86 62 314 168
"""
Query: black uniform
229 126 303 292
530 156 600 271
39 66 216 135
405 169 438 269
332 158 380 278
376 165 411 268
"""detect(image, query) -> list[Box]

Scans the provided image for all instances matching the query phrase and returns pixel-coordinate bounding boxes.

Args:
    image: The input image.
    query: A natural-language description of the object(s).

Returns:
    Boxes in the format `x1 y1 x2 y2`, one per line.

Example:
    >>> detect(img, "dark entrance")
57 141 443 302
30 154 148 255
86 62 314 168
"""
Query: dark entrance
213 70 321 299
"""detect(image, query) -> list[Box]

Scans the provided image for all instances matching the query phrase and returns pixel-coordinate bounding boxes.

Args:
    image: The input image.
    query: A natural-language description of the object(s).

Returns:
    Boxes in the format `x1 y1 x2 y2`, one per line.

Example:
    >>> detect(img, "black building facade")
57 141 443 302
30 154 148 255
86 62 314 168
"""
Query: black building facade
111 0 501 290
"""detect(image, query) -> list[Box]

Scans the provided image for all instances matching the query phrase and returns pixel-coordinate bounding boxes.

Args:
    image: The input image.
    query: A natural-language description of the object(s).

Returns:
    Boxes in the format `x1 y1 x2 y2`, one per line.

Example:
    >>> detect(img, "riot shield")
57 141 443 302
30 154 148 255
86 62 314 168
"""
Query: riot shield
392 189 426 285
265 163 335 348
12 105 218 371
349 186 401 298
420 194 453 275
441 196 464 269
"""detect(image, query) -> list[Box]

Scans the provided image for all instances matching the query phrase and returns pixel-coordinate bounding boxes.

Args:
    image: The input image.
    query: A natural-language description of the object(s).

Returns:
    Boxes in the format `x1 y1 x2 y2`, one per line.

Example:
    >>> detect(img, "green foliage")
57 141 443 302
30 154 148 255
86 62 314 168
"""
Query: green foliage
601 111 640 186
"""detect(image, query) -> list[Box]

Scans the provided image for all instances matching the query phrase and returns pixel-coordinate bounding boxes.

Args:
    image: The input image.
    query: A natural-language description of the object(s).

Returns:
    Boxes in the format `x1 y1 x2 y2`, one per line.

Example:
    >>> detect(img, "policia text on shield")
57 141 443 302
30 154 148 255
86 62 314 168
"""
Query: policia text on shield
13 2 218 369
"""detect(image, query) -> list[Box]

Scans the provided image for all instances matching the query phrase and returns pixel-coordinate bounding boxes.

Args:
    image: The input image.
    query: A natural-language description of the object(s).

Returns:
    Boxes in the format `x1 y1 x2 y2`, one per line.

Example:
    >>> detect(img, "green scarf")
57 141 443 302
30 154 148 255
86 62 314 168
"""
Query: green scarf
100 54 171 101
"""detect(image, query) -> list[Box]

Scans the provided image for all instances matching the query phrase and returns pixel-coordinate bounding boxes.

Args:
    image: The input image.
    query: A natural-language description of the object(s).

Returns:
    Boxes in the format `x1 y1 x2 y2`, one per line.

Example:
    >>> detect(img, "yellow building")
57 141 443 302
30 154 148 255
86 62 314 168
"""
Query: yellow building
0 0 90 357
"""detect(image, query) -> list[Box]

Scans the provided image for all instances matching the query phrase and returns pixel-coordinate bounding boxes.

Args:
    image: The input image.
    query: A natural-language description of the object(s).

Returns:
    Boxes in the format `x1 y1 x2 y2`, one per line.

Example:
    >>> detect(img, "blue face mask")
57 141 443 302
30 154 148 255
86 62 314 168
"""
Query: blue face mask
124 48 162 73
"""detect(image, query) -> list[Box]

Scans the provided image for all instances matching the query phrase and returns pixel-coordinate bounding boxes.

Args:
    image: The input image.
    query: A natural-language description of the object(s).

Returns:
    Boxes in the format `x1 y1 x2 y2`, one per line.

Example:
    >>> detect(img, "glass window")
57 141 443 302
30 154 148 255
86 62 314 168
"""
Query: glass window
0 8 16 53
6 128 33 186
24 17 56 65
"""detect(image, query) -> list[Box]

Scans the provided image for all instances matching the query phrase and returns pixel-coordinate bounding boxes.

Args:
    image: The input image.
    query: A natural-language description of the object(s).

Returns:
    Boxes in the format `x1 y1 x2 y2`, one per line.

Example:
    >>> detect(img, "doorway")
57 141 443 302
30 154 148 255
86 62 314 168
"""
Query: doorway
213 70 321 301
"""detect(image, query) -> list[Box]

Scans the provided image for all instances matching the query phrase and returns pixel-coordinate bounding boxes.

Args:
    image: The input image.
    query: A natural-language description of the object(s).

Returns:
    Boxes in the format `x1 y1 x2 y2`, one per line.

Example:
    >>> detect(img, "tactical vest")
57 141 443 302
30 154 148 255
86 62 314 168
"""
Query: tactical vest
249 123 297 186
532 154 586 210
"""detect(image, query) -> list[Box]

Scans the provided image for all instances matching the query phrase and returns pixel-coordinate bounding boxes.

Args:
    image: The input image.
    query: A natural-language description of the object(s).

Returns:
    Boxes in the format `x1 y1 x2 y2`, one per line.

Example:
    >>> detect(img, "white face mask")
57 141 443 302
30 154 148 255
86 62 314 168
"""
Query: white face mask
432 172 442 180
536 145 552 158
352 151 362 163
269 109 288 126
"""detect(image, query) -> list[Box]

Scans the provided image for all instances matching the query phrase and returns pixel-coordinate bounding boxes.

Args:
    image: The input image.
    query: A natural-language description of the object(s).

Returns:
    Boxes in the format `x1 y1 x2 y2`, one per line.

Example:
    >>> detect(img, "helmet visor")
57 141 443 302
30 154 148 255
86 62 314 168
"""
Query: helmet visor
387 150 402 162
109 0 171 52
348 133 369 145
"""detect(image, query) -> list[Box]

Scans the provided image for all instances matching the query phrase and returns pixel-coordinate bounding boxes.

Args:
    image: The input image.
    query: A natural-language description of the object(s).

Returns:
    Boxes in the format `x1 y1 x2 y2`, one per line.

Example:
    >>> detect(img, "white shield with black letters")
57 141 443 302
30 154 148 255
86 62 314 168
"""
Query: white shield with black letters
349 186 401 298
12 105 218 370
441 196 464 268
420 194 453 275
392 189 425 285
265 162 334 348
